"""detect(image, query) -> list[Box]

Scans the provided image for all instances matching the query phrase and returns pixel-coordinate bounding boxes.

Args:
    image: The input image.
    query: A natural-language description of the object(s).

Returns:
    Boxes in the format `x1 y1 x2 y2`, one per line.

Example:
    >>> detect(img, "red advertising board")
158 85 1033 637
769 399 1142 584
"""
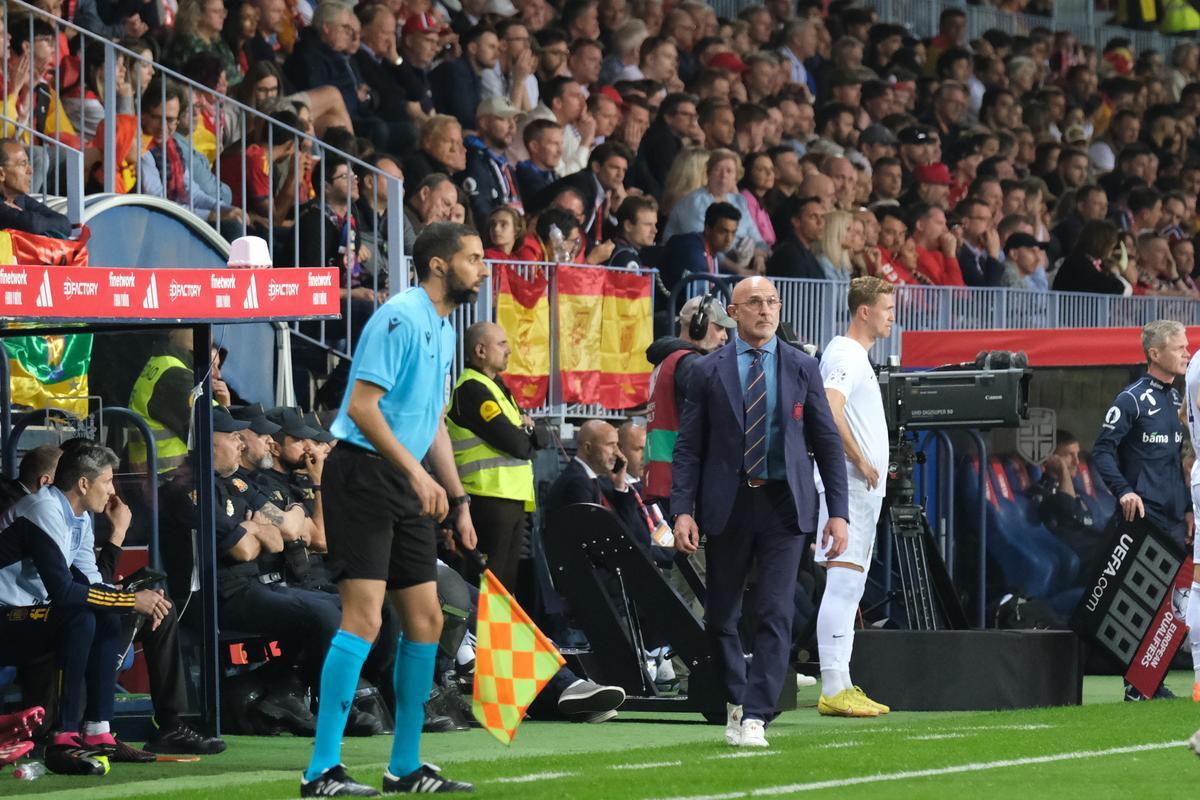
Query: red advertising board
0 265 341 322
1125 557 1193 698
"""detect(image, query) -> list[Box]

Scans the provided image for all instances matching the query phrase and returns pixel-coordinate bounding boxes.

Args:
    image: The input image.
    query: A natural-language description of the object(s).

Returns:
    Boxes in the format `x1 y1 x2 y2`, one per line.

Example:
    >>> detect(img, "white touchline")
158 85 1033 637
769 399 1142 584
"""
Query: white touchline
653 740 1186 800
492 771 577 783
908 733 969 741
818 741 862 749
708 751 782 760
613 761 686 770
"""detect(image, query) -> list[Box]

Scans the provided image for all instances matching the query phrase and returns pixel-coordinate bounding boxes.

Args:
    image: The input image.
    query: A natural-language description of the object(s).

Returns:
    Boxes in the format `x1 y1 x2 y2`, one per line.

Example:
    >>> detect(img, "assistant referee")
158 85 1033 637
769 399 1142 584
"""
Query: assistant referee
302 223 486 797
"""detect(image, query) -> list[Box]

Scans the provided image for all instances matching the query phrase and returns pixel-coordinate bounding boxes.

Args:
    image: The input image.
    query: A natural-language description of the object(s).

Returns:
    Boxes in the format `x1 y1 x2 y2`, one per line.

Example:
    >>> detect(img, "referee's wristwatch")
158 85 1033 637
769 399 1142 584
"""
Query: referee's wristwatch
449 495 471 508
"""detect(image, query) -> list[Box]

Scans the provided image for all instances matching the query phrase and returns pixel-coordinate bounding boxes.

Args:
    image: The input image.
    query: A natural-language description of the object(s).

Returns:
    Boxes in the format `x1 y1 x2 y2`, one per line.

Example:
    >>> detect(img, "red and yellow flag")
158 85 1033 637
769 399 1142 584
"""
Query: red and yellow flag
557 266 653 409
495 264 551 408
472 569 565 744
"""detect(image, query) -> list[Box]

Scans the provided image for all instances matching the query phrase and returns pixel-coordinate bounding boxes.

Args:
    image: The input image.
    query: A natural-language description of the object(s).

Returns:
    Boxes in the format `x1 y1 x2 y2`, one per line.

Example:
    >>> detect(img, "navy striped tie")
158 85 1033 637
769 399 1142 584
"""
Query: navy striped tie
743 349 767 478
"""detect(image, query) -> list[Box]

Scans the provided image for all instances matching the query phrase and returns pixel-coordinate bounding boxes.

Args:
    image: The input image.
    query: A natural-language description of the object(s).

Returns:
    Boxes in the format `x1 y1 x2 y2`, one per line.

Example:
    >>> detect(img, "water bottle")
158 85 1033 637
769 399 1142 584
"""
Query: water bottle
548 224 571 263
13 761 45 781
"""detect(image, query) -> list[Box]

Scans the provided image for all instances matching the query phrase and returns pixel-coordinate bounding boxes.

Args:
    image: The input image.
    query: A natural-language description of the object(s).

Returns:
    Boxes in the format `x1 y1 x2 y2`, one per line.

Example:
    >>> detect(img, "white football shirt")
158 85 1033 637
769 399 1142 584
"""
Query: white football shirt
1185 350 1200 487
820 335 889 497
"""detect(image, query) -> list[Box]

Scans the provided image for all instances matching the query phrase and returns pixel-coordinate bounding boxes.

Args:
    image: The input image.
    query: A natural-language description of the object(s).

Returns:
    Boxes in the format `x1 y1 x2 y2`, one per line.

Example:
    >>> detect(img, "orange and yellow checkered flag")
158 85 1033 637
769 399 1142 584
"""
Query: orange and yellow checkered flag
472 568 565 744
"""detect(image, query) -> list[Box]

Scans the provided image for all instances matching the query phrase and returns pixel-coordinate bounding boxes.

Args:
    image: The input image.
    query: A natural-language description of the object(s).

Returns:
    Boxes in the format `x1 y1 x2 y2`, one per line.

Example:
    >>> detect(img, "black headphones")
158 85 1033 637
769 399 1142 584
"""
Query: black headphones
688 293 713 340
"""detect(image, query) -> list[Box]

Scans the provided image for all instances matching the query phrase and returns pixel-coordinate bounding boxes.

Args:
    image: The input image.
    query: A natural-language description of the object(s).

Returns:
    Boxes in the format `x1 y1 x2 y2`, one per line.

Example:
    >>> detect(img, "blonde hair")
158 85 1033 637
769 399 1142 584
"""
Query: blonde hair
662 147 710 215
705 148 742 179
814 210 859 275
848 276 895 313
420 115 461 147
173 0 208 39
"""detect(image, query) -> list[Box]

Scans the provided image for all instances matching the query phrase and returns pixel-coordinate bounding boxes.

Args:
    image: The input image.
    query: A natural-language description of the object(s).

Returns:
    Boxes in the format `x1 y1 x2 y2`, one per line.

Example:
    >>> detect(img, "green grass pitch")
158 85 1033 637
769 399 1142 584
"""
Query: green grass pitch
6 672 1199 799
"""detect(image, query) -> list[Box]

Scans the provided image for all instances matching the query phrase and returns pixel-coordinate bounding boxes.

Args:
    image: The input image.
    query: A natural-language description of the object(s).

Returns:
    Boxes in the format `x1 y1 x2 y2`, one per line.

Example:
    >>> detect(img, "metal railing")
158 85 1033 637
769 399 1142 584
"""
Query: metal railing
3 0 404 357
0 116 84 227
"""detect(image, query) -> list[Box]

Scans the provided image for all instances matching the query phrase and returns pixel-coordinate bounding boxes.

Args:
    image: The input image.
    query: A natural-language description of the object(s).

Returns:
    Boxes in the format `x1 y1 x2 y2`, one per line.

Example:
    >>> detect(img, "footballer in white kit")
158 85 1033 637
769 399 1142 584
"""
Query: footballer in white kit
1183 349 1200 703
814 277 894 718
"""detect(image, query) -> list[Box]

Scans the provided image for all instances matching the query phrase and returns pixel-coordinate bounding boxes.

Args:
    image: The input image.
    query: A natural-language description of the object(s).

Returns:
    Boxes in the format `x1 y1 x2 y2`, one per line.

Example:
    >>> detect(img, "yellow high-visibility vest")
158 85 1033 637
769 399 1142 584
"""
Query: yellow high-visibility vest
446 368 535 511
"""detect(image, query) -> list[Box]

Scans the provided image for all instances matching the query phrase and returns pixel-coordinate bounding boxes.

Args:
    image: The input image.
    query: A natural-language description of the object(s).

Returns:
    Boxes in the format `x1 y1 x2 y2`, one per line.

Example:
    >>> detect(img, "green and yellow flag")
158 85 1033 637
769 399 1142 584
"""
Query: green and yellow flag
472 569 565 744
5 334 93 416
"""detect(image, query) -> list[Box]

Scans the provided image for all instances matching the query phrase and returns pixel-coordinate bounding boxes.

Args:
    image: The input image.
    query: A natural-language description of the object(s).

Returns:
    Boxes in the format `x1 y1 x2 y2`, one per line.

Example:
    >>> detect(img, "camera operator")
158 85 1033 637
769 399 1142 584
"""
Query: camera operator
1093 319 1190 701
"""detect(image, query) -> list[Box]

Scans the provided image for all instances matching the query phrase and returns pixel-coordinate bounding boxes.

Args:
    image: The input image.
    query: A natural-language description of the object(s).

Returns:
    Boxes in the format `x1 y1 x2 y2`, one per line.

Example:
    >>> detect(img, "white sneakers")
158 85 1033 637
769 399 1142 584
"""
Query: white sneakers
724 705 769 747
740 718 768 747
797 674 817 688
724 703 743 745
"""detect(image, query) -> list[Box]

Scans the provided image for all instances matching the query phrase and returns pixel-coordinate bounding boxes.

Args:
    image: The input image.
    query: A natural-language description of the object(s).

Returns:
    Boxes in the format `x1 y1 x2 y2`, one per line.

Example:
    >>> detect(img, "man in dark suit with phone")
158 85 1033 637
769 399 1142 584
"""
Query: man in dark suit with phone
546 420 643 540
671 276 850 748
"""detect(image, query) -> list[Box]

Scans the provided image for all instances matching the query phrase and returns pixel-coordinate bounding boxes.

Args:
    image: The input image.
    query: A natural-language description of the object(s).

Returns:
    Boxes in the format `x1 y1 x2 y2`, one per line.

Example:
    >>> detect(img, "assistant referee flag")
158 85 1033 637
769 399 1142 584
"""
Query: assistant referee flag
472 569 564 744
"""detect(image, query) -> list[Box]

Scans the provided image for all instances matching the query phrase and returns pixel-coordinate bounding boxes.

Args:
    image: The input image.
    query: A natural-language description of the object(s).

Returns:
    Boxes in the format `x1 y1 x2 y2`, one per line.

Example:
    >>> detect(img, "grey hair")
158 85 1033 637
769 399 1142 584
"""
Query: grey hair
1142 319 1185 357
53 442 119 490
313 1 352 31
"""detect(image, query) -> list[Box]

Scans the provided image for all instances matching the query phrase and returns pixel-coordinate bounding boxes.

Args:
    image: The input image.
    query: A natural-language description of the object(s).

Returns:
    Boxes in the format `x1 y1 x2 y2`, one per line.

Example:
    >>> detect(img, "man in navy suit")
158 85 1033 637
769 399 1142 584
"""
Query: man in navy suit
671 276 849 748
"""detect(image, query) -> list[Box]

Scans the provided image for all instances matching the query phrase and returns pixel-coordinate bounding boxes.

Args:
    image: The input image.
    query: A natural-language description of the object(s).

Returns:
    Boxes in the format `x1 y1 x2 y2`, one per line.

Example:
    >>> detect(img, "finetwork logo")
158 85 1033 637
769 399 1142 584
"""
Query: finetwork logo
35 272 53 307
244 276 260 309
143 273 160 309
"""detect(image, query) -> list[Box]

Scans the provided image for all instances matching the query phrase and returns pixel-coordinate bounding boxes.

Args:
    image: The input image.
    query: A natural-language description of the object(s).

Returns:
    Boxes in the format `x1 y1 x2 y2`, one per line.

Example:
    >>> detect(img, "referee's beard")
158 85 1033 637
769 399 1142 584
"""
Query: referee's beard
445 269 481 307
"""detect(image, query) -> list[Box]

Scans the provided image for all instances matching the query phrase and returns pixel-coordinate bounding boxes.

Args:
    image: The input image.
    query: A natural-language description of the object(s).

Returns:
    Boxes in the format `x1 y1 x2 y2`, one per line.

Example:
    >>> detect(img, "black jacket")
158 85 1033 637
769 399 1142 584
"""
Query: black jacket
0 194 71 238
957 243 1006 287
459 138 520 223
631 119 681 197
1052 253 1128 295
284 28 364 116
353 47 417 127
766 235 824 280
430 57 483 129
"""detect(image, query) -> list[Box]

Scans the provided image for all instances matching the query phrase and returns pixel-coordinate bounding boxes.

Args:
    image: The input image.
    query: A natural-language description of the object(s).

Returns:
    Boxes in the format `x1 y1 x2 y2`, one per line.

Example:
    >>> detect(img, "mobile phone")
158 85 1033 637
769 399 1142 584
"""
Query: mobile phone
614 456 626 473
123 566 168 592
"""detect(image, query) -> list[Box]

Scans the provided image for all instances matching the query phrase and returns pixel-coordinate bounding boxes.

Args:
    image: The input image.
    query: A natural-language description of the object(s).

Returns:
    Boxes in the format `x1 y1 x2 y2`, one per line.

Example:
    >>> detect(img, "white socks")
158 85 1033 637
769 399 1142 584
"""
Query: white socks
1188 583 1200 686
83 721 110 736
817 567 868 698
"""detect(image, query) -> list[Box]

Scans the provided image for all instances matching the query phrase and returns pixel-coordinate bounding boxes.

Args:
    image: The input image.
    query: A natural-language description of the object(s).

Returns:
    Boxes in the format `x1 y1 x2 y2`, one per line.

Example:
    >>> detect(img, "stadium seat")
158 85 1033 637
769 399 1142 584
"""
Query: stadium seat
1074 458 1118 529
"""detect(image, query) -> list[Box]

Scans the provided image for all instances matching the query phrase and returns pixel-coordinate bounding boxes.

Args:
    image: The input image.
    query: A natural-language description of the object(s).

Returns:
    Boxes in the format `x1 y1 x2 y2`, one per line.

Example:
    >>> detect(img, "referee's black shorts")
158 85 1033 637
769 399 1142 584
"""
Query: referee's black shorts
322 443 438 589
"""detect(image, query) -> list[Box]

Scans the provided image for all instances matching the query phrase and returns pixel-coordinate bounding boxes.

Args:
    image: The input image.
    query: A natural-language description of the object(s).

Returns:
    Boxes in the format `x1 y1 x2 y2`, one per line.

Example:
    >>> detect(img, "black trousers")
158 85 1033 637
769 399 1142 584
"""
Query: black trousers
1 604 121 732
120 603 189 730
220 581 342 688
465 495 528 590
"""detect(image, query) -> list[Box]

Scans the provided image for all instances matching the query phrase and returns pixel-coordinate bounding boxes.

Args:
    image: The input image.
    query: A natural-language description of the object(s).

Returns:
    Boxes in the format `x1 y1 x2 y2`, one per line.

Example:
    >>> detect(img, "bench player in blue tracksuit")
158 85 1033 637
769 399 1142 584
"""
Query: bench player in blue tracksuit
1092 320 1191 700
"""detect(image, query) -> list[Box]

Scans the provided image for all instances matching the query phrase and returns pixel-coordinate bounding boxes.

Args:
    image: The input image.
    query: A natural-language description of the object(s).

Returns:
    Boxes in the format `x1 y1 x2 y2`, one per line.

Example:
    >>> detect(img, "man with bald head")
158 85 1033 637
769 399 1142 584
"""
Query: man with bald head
446 321 546 587
672 276 849 748
798 172 836 212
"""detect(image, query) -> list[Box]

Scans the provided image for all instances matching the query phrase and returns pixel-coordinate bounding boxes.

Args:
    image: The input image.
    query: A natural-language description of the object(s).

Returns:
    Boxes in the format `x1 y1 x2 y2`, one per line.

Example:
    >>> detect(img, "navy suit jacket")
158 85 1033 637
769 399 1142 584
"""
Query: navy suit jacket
670 338 849 536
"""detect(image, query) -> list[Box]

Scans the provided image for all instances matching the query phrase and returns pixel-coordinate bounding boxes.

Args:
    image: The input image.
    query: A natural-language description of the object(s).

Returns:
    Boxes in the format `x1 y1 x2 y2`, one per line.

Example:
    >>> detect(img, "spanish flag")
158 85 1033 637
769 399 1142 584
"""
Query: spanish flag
472 569 564 744
495 264 551 408
558 266 653 409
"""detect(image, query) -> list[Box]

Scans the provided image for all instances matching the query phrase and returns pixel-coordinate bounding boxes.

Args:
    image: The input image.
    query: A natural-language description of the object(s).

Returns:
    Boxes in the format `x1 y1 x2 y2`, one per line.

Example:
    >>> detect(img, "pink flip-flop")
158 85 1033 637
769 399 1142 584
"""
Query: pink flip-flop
0 707 45 746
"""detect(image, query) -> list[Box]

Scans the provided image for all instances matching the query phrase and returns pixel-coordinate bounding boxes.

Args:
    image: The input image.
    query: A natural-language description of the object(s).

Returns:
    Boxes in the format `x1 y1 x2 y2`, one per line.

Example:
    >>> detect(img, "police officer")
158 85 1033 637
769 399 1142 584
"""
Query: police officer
128 330 199 475
1093 320 1190 702
446 321 547 588
1093 320 1191 546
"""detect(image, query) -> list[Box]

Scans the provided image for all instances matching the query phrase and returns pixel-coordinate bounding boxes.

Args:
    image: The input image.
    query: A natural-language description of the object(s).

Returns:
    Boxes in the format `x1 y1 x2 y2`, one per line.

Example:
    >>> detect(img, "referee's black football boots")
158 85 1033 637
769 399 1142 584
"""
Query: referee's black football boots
383 763 474 793
300 764 380 797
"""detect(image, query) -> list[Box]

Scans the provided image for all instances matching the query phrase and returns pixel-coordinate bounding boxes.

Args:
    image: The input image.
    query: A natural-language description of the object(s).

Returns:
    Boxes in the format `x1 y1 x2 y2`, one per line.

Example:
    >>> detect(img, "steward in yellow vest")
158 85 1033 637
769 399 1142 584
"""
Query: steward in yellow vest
446 322 547 587
128 330 198 475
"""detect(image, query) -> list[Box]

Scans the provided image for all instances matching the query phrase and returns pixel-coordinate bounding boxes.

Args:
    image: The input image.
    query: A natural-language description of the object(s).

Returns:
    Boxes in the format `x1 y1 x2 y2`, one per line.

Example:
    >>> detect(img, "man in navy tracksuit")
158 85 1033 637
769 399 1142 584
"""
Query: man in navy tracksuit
1092 320 1191 700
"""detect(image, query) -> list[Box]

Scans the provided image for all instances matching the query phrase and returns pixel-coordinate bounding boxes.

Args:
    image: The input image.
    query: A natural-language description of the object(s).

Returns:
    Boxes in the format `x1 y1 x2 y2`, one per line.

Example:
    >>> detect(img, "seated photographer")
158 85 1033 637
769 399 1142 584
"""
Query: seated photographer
0 442 170 772
1035 429 1103 569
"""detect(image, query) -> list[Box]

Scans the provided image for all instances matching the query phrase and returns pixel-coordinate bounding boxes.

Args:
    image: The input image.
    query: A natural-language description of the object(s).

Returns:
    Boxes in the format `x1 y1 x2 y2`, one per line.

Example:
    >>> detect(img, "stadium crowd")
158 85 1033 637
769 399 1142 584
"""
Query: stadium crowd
4 0 1200 299
5 0 1200 783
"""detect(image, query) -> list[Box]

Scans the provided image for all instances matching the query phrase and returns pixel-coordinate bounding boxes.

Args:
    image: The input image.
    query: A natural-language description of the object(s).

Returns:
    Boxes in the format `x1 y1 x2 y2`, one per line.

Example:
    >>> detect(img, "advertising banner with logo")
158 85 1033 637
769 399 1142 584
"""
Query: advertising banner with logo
1070 516 1191 698
0 265 340 321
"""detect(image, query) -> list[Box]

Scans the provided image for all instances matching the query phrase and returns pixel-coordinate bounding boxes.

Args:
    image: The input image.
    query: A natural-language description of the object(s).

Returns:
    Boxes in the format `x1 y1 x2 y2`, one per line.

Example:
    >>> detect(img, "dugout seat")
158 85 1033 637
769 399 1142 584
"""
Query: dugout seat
1074 457 1117 528
959 457 1079 602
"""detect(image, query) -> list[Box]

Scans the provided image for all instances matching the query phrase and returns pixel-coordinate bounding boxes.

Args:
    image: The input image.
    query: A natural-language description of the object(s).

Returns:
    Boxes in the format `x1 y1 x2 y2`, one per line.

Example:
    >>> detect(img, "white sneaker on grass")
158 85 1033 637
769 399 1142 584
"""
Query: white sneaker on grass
740 718 768 748
725 703 743 746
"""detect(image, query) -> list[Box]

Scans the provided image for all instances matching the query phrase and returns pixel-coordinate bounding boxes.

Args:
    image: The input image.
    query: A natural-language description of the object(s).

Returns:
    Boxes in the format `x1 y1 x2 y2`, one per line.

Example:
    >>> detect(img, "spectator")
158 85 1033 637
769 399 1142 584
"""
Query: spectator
484 205 524 260
431 25 500 130
869 155 903 204
354 154 403 282
63 42 134 144
461 96 523 222
513 206 585 263
1090 109 1140 173
1046 146 1090 197
1128 186 1164 235
740 151 777 248
0 138 71 238
1001 232 1050 291
353 3 418 154
534 140 632 243
218 108 305 227
956 197 1005 286
484 19 540 113
661 200 740 286
608 195 658 268
515 118 564 202
569 38 605 91
908 162 953 209
403 115 467 187
664 148 764 254
397 13 443 122
814 209 864 282
1053 220 1130 295
699 99 736 150
167 0 241 86
909 202 965 286
516 76 593 174
589 88 622 144
766 194 825 280
403 173 459 253
3 18 80 147
602 19 649 84
631 92 698 196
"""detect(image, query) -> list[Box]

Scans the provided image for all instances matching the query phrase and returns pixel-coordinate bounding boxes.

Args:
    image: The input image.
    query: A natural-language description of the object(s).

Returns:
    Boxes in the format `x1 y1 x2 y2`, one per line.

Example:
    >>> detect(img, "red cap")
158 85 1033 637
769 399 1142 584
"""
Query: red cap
597 85 624 107
914 162 952 186
402 13 447 36
709 52 749 74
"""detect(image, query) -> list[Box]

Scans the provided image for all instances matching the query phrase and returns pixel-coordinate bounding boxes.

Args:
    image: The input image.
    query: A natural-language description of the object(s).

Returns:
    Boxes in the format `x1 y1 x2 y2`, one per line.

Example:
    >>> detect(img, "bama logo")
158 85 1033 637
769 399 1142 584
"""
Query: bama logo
1141 432 1181 445
268 281 299 299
